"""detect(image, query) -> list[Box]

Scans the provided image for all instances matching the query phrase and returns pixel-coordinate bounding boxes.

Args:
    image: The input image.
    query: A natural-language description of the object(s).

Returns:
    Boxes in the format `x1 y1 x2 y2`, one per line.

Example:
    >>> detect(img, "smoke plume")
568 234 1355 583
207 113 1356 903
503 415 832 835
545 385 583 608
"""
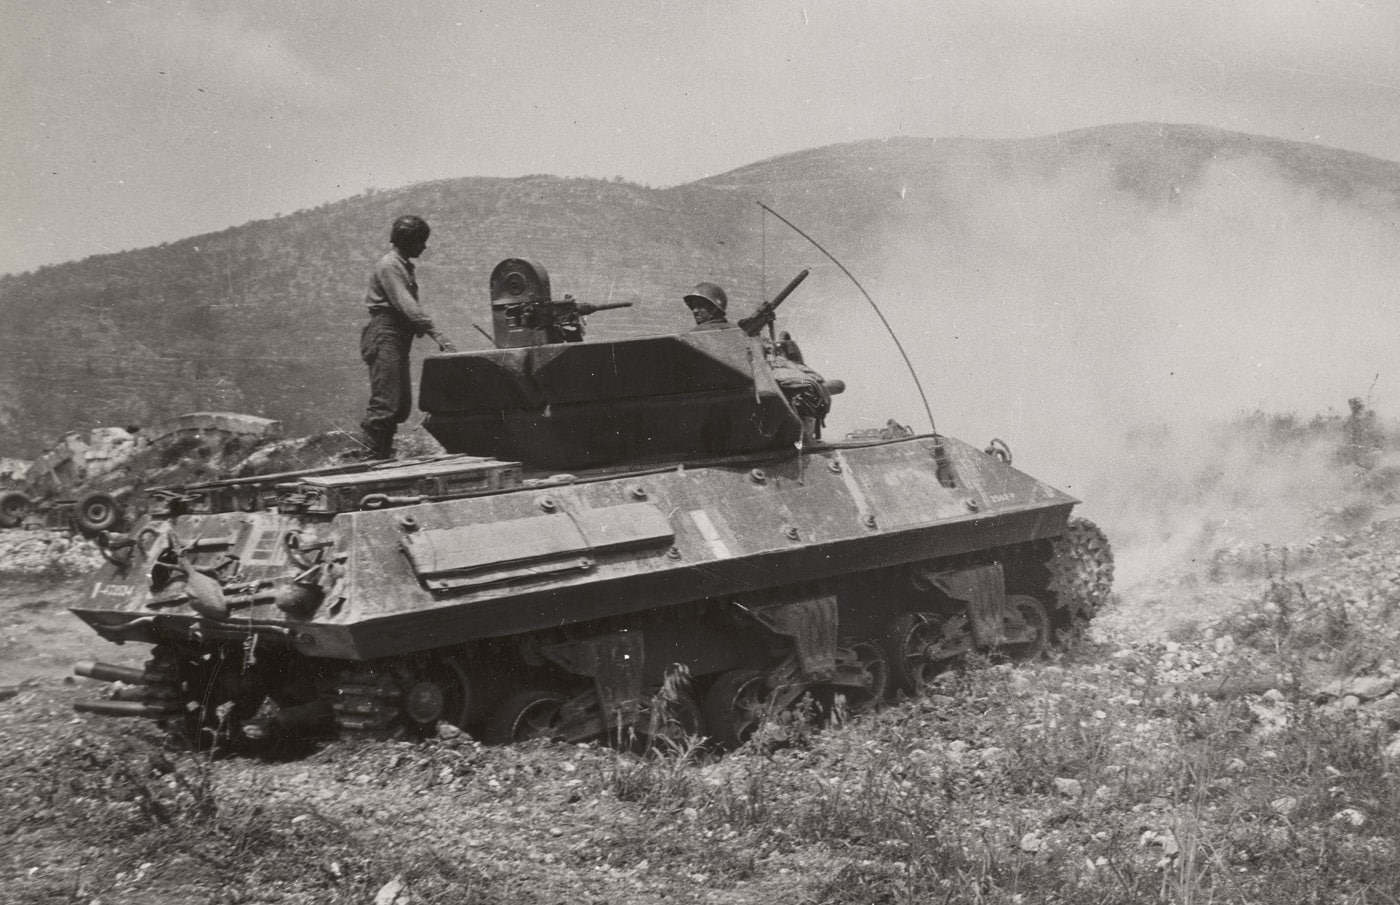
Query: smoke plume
790 151 1400 597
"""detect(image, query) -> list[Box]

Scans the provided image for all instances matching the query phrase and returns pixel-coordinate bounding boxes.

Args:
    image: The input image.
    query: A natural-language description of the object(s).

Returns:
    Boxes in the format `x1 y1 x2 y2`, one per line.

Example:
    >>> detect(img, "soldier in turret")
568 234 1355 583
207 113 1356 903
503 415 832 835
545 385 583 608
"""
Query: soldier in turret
358 215 456 460
683 282 731 331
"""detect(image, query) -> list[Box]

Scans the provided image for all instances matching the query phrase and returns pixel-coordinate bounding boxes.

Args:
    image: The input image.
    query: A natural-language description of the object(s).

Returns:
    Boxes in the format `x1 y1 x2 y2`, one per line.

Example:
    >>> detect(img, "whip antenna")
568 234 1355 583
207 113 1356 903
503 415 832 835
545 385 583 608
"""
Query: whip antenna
758 202 936 433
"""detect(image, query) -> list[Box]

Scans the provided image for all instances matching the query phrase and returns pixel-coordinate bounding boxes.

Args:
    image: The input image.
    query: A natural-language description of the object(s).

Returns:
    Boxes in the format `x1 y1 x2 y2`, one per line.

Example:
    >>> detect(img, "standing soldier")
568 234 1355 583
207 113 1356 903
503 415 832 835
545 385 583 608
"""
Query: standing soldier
358 215 456 459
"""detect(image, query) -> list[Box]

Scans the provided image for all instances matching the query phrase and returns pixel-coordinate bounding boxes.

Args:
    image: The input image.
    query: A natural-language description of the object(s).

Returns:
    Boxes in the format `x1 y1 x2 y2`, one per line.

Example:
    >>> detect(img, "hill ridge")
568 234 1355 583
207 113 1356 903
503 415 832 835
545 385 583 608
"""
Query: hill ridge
1 123 1397 457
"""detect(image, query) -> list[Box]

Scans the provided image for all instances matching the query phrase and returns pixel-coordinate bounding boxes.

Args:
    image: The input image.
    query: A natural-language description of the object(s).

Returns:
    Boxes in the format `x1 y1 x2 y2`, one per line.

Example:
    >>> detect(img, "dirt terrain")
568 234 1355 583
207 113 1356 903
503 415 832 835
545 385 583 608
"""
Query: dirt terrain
3 413 1400 904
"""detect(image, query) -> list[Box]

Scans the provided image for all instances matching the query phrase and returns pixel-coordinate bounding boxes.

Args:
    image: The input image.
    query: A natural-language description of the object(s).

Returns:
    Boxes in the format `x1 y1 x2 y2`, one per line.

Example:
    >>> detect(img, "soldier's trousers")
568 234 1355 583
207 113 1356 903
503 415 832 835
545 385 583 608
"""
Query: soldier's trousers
359 312 414 459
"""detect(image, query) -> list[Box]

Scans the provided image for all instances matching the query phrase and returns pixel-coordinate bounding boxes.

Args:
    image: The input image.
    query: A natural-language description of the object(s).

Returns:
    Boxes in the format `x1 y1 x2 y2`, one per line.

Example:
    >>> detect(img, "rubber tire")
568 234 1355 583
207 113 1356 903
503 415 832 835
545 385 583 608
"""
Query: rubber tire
75 491 121 535
702 669 768 750
483 690 566 745
0 491 33 529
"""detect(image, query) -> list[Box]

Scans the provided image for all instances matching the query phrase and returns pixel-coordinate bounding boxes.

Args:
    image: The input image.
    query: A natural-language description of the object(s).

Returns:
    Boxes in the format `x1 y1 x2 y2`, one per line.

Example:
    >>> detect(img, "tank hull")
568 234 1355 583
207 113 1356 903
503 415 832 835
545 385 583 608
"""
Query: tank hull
73 435 1072 656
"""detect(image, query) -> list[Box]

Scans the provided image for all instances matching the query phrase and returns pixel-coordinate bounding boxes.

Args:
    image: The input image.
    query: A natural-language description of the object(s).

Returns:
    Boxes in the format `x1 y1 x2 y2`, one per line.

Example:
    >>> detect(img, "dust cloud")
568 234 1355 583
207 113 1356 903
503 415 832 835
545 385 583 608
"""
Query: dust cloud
787 153 1400 597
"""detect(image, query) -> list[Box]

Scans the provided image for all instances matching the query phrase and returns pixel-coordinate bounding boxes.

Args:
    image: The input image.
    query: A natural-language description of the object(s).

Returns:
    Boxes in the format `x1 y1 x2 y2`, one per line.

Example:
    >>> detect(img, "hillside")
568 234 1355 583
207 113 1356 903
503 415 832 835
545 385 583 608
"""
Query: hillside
2 123 1398 461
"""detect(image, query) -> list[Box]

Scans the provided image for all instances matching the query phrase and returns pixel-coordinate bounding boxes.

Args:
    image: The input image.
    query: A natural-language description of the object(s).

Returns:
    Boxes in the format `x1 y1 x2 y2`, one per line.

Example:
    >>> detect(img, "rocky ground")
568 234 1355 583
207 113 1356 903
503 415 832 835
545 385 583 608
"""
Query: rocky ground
2 512 1399 904
3 413 1399 904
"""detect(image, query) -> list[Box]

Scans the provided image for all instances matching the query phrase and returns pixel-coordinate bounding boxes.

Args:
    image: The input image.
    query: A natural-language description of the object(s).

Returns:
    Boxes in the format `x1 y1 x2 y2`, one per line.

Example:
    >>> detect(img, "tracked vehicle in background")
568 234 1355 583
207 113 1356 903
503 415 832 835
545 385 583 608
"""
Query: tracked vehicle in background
70 258 1112 749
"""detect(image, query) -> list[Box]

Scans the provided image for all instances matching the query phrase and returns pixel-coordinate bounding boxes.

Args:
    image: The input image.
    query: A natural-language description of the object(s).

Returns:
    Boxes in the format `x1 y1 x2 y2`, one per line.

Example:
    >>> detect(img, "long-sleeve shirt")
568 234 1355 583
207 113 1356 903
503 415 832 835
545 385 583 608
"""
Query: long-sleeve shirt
364 249 439 337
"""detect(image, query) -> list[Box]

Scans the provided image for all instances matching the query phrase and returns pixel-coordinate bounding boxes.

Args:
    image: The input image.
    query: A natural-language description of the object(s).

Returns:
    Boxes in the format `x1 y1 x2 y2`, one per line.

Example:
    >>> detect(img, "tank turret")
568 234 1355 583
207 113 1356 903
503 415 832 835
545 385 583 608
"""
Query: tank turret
423 264 841 468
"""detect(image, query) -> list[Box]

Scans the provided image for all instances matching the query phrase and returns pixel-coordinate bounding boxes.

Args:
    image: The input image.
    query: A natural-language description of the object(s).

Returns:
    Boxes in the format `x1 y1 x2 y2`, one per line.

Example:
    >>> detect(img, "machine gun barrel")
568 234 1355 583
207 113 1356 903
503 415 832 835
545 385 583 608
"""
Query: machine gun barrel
739 268 810 336
574 300 634 316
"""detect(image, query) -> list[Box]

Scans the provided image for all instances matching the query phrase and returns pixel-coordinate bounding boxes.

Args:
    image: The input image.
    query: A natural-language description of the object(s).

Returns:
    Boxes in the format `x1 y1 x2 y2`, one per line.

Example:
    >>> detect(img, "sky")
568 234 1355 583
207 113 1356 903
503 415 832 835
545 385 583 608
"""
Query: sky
2 0 1398 277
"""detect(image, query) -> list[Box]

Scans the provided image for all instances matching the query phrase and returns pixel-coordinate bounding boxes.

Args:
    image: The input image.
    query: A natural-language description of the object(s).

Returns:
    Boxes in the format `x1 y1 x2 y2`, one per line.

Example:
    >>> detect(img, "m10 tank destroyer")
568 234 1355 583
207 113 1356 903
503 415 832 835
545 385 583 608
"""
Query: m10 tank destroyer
70 258 1112 749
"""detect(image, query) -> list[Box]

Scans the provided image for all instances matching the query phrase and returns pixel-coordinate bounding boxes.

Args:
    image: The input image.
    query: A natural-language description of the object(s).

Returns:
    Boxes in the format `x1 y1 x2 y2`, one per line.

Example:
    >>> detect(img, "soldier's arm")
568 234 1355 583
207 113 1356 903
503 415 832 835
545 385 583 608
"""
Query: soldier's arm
378 258 453 348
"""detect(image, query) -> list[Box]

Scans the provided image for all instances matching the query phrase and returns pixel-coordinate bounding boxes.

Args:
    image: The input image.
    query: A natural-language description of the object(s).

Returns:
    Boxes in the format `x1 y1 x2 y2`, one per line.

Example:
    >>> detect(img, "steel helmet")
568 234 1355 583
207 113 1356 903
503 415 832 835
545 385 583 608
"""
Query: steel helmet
683 282 728 316
390 215 431 247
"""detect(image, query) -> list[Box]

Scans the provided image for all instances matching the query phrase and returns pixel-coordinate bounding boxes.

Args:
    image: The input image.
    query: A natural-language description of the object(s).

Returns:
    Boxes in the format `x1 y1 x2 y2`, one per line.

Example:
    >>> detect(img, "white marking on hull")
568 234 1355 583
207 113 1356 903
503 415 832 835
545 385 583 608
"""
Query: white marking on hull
688 510 732 559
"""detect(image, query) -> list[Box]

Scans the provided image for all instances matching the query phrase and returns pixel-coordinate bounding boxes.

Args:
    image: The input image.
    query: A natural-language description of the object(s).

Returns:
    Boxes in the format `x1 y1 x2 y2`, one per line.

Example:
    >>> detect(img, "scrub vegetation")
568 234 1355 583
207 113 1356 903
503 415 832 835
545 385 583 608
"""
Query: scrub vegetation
4 406 1400 903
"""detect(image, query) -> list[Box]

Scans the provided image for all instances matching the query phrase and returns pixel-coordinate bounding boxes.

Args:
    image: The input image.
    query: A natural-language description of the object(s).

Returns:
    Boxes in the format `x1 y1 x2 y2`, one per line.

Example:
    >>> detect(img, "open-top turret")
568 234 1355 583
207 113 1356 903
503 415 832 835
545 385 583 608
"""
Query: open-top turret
422 259 829 469
69 257 1112 751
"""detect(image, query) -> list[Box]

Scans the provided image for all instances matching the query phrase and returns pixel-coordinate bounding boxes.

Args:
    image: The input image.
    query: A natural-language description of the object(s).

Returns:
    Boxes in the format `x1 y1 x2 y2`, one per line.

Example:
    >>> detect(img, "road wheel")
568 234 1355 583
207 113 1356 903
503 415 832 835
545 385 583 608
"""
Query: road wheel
702 669 769 749
1001 595 1049 662
842 640 891 714
401 655 479 734
884 613 962 696
0 491 33 529
75 492 121 535
483 690 566 744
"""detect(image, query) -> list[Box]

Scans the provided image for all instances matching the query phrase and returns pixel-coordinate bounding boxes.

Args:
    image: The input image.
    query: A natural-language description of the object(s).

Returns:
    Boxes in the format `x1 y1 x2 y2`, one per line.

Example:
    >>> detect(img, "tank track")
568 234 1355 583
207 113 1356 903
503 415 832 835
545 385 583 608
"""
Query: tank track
74 524 1112 751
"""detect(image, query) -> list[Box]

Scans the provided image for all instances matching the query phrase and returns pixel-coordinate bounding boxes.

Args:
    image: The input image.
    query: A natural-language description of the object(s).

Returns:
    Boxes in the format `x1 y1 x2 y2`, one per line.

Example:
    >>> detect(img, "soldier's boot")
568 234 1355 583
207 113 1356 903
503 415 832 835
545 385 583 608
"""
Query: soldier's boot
374 428 396 460
356 425 394 460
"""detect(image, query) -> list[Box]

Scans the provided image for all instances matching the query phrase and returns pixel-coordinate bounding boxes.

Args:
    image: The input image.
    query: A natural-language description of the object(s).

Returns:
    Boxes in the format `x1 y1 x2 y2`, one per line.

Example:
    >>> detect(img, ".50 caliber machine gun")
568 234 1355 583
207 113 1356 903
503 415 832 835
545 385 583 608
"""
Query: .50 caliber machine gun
738 268 810 337
487 258 631 348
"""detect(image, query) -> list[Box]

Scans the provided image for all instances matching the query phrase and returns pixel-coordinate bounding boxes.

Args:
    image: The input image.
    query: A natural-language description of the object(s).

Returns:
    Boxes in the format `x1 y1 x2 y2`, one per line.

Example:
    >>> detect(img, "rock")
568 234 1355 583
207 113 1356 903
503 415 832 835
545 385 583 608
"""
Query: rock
1368 695 1400 729
1333 808 1366 828
1315 674 1396 701
1351 675 1395 700
374 876 407 905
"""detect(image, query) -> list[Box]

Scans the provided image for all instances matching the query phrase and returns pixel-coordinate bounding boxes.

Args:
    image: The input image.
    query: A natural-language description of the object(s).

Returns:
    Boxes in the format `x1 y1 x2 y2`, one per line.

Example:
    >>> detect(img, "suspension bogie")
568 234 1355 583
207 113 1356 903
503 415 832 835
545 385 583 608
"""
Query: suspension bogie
71 523 1109 752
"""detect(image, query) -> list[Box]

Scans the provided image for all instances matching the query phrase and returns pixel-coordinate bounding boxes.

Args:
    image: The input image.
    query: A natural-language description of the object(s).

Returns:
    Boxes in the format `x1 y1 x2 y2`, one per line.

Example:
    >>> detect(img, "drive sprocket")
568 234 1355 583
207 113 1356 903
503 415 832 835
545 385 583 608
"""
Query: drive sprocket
1047 517 1114 647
